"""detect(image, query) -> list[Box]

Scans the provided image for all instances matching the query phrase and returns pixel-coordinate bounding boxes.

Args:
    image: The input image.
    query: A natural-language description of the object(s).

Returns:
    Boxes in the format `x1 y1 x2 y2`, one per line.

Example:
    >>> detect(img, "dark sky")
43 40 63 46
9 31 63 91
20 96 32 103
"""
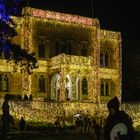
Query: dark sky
25 0 140 43
23 0 140 101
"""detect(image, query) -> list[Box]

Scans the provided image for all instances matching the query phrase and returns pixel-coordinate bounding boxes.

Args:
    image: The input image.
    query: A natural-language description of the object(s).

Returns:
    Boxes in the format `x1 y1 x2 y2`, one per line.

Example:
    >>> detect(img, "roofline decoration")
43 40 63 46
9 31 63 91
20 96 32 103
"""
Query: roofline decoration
22 7 99 27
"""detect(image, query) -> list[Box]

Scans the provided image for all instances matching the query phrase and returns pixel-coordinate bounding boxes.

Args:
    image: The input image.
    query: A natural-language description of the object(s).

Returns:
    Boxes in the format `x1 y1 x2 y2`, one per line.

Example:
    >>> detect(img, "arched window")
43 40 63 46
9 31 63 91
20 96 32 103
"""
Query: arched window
100 80 111 96
38 75 45 92
82 78 88 94
51 73 60 100
38 36 47 59
80 42 88 56
100 49 111 68
0 74 9 92
65 74 72 100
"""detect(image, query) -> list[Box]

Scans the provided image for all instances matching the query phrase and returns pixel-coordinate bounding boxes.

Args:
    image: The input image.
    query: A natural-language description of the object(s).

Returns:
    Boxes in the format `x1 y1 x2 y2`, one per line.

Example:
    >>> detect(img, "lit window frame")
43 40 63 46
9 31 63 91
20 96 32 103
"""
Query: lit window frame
0 73 10 92
37 74 46 93
100 79 111 96
100 49 112 68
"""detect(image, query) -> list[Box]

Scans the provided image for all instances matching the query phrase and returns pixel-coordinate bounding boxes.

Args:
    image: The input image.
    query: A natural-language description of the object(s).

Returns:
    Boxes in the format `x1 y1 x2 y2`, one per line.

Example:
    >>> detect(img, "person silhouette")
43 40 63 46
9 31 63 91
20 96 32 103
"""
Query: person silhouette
1 94 14 140
29 94 33 101
2 94 10 115
104 96 134 140
19 117 26 131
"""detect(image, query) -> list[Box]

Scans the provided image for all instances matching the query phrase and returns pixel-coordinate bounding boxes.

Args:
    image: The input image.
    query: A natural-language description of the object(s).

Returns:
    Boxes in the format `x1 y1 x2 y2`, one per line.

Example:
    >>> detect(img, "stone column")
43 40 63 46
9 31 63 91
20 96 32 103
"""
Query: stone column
21 16 32 97
22 71 31 97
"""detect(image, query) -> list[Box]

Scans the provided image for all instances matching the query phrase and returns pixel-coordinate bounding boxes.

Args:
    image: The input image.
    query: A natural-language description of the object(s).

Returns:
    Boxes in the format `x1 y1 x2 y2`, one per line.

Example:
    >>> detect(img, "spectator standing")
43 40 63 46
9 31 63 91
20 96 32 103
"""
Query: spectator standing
19 117 26 131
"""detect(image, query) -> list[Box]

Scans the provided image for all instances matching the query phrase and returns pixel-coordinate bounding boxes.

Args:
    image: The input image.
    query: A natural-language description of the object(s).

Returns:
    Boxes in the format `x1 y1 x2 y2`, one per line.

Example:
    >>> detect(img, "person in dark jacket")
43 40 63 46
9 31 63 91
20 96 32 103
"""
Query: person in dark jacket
1 94 14 140
104 96 134 140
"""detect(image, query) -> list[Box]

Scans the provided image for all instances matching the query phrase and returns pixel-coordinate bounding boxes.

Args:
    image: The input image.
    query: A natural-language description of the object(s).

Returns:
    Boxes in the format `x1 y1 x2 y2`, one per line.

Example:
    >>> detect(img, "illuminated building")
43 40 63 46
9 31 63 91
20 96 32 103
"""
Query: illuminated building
0 7 122 122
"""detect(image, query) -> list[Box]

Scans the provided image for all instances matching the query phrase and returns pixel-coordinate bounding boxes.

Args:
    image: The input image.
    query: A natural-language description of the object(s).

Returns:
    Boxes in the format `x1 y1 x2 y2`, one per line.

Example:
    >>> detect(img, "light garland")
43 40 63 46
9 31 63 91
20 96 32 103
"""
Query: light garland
0 7 124 128
22 7 96 26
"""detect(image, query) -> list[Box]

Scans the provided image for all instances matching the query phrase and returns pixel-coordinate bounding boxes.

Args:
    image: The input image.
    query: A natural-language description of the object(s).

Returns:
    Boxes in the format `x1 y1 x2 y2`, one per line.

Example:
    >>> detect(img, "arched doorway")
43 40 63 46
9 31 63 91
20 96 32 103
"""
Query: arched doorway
51 73 60 101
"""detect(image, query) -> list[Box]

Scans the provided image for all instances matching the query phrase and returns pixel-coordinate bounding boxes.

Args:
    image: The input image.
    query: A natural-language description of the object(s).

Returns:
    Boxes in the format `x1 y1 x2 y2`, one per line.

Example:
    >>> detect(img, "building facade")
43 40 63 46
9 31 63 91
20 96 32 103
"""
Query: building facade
0 7 121 120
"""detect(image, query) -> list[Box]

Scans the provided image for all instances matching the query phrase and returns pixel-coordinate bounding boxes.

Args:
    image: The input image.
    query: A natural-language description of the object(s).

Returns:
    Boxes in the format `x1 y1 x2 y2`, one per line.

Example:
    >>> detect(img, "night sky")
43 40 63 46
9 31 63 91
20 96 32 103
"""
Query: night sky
22 0 140 101
24 0 140 42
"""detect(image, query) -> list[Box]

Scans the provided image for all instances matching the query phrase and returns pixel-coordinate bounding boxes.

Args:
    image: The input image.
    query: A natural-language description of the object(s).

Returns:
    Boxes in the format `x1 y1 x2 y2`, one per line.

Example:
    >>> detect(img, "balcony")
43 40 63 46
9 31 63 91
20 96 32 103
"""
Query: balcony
49 53 93 67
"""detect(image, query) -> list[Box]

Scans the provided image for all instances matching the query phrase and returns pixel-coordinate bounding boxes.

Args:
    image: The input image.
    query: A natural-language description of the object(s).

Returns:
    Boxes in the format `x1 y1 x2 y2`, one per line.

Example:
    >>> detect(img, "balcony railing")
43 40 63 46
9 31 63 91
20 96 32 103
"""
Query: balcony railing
49 53 93 67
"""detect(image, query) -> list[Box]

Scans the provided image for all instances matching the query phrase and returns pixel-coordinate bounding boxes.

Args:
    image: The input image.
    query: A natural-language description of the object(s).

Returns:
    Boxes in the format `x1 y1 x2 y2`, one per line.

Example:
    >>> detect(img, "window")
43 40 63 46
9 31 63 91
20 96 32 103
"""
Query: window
55 39 66 55
65 75 72 100
100 51 104 67
38 36 48 59
82 78 88 94
105 82 109 96
0 74 9 92
101 81 104 96
38 44 45 58
38 75 45 92
105 51 109 67
55 39 64 55
100 80 110 96
100 49 111 68
55 38 72 56
81 46 87 56
80 41 88 56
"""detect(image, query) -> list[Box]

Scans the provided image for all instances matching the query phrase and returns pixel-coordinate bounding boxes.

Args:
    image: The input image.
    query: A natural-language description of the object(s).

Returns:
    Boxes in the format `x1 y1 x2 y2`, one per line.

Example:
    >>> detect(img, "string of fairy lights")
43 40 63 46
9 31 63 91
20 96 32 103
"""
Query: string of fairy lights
0 7 123 127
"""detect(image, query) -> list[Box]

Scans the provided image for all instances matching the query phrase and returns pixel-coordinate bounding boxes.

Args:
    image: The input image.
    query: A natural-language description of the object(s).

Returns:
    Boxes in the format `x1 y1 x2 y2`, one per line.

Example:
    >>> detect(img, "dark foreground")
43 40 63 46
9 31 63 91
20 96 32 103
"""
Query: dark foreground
5 129 140 140
8 133 94 140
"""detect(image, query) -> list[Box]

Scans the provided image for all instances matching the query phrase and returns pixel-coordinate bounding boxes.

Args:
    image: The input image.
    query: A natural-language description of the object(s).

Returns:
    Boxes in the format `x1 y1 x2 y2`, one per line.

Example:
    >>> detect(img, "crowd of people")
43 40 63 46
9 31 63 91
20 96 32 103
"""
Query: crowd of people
0 94 135 140
74 114 105 140
74 96 134 140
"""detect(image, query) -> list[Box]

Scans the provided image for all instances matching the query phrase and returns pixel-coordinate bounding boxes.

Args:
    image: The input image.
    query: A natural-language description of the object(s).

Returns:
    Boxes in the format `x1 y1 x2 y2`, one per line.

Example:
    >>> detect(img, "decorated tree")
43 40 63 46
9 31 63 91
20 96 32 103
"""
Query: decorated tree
0 0 38 74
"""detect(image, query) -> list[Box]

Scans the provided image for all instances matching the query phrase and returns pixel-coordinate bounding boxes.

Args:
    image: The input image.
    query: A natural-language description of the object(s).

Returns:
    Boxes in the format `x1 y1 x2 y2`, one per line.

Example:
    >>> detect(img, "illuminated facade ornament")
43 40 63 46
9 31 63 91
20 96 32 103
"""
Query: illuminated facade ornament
0 7 122 123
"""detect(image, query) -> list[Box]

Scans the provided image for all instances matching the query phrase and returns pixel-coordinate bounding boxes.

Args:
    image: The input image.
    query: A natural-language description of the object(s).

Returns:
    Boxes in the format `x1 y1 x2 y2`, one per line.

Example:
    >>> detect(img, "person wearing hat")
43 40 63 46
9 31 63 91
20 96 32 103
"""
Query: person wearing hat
104 96 134 140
